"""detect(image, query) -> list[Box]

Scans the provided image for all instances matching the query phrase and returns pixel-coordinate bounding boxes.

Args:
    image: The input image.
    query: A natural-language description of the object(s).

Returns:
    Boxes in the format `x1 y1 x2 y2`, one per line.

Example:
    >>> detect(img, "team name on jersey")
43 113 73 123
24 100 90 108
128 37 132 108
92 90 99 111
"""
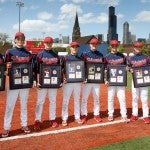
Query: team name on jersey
42 57 59 64
130 59 147 67
107 58 124 65
86 58 103 63
11 56 30 62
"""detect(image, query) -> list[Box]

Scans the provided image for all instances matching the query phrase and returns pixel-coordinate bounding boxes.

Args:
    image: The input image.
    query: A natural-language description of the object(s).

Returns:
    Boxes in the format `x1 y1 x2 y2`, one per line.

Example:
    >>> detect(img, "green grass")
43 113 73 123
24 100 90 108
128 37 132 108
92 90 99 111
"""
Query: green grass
126 72 150 99
89 135 150 150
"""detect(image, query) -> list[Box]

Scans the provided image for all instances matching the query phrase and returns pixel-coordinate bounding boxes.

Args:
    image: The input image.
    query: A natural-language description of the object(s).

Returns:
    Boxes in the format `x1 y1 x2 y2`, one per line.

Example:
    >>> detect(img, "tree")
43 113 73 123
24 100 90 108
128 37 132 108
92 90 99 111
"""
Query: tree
0 33 9 42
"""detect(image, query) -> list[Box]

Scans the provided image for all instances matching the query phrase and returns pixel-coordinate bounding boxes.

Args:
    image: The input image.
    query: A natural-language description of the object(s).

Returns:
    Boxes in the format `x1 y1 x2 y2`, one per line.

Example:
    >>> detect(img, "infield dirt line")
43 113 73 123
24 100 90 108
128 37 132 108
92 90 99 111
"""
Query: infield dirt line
0 118 136 142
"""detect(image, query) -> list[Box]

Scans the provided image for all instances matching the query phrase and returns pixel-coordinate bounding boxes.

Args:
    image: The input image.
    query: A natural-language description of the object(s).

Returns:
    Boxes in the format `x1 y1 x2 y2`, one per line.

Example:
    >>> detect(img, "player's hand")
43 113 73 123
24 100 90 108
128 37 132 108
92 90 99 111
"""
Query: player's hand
105 81 109 86
37 83 41 90
4 70 8 76
129 68 134 73
63 78 67 84
126 66 130 71
32 81 37 88
83 79 87 84
6 62 12 69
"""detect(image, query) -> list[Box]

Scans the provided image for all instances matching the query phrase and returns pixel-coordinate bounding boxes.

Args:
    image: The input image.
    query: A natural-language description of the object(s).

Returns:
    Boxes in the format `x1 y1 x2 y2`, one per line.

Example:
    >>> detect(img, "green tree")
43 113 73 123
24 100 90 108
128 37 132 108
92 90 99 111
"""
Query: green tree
141 42 150 56
118 44 124 53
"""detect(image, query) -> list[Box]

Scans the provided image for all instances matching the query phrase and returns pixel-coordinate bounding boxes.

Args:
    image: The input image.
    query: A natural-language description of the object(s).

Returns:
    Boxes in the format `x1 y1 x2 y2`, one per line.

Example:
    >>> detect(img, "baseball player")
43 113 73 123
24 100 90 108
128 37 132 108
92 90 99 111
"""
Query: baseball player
105 40 130 123
81 38 105 123
61 41 83 126
2 32 33 138
34 36 61 130
128 41 150 124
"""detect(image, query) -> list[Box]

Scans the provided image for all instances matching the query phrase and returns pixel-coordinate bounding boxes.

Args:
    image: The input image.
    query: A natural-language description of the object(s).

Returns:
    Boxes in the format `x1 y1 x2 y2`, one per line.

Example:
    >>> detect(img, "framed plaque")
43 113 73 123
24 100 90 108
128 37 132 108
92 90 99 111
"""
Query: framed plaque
39 64 62 88
86 62 105 83
132 65 150 88
65 60 85 83
9 62 33 90
0 64 6 91
107 65 127 86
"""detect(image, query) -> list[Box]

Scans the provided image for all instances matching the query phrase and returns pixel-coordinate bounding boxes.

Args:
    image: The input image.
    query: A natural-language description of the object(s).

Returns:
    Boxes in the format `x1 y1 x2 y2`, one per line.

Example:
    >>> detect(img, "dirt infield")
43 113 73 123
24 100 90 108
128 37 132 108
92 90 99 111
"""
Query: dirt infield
0 82 150 150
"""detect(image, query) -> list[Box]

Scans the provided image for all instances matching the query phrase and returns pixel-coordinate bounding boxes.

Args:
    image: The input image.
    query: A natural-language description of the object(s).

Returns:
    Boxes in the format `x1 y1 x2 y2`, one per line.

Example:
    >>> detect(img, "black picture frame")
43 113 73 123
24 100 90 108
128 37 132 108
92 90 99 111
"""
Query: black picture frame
9 62 33 90
107 65 127 86
86 62 105 83
0 64 6 91
132 65 150 88
65 60 85 83
39 64 62 88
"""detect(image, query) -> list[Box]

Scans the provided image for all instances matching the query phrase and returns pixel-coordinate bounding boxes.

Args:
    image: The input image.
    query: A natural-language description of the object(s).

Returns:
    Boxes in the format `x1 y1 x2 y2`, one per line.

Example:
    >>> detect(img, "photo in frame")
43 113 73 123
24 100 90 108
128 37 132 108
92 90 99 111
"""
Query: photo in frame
9 62 33 89
65 60 85 83
86 62 105 83
0 64 6 91
39 64 62 88
132 65 150 88
107 65 127 86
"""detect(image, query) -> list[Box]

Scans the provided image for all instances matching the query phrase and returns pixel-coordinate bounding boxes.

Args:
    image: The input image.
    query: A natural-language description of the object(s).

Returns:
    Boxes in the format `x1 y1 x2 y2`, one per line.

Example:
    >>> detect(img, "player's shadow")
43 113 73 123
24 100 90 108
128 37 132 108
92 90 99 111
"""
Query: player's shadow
1 108 143 138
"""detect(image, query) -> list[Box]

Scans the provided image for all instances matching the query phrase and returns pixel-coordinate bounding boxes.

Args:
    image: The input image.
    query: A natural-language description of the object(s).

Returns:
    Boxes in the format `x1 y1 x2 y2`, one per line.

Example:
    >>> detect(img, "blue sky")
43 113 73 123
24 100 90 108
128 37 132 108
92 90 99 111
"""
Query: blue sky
0 0 150 42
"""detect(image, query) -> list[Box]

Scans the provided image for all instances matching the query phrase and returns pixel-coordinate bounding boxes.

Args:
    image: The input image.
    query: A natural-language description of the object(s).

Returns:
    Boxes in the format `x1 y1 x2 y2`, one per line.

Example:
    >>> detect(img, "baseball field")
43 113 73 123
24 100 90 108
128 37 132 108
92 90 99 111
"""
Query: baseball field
0 75 150 150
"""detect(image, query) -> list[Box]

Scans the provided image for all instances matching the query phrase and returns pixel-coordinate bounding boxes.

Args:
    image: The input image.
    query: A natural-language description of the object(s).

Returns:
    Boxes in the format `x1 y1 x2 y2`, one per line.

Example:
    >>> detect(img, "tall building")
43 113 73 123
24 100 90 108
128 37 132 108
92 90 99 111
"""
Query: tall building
123 21 133 44
123 22 129 44
62 36 69 44
107 6 118 44
72 12 81 42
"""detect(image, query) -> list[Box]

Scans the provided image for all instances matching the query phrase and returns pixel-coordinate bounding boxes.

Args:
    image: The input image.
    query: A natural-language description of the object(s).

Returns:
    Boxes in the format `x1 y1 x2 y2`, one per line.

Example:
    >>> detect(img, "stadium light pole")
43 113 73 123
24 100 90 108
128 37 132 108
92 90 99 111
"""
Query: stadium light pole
16 1 24 32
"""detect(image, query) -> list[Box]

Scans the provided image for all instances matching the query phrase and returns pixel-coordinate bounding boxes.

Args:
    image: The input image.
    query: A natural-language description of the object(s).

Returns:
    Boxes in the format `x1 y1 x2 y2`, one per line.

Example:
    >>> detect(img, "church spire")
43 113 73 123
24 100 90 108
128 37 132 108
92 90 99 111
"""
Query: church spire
72 11 81 42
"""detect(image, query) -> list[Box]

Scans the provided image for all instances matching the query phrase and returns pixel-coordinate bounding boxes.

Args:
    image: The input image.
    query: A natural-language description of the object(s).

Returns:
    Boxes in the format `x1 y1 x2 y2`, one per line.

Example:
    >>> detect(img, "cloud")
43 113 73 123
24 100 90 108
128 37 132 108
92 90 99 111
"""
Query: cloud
0 0 6 3
13 19 68 33
58 4 83 21
79 12 108 24
60 0 85 3
37 11 53 20
133 11 150 22
96 0 120 6
141 0 150 3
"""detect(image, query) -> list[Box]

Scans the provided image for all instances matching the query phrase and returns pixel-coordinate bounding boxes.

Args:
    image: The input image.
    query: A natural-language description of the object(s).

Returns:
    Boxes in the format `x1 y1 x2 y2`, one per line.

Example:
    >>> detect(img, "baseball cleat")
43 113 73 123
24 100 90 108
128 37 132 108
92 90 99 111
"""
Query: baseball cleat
34 120 42 131
143 117 150 124
81 115 87 123
108 116 114 121
94 115 102 122
75 119 84 124
51 120 59 128
122 117 130 123
62 120 68 126
22 126 31 134
1 130 9 138
130 115 138 121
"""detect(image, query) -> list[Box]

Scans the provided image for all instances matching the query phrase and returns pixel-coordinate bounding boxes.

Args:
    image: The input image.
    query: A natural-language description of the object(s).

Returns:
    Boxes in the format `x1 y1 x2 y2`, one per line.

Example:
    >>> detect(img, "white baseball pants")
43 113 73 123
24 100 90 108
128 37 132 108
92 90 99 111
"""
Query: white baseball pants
131 81 149 117
4 86 29 130
35 88 57 121
107 86 127 117
81 83 100 116
62 83 81 121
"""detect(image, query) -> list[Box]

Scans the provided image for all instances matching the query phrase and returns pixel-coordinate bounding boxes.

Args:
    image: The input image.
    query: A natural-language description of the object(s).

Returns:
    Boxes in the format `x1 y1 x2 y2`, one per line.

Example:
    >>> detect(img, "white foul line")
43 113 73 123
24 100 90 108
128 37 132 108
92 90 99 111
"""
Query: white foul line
0 119 128 142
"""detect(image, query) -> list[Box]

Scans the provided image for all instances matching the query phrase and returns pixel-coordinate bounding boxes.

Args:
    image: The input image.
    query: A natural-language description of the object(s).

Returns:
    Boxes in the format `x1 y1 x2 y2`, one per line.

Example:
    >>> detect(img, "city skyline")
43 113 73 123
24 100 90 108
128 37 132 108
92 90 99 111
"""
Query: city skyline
0 0 150 42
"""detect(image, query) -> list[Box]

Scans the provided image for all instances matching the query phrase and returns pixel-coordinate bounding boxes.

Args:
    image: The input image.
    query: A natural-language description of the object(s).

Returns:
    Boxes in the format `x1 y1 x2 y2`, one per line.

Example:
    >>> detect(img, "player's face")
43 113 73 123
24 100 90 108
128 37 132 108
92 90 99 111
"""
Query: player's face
70 46 78 55
44 42 53 50
90 43 98 51
111 45 118 53
134 46 142 54
15 36 25 48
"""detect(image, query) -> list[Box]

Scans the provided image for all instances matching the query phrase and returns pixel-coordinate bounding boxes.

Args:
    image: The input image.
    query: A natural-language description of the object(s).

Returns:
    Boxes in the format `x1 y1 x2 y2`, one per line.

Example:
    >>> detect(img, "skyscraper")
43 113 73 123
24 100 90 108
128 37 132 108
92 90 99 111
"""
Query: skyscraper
107 6 118 44
123 22 130 44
